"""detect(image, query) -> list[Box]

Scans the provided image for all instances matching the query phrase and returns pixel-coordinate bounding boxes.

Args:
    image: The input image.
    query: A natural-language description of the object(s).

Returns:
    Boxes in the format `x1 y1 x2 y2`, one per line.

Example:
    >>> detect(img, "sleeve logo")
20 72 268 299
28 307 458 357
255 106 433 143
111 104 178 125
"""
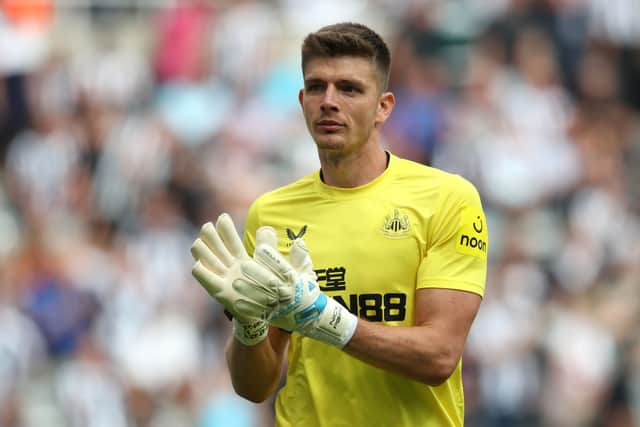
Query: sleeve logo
456 206 488 259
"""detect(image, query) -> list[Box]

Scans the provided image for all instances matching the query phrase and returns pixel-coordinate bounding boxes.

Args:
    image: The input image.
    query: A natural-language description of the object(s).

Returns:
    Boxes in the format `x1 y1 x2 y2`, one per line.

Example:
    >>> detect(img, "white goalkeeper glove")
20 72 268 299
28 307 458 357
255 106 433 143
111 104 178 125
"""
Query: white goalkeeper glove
190 214 293 346
254 228 358 348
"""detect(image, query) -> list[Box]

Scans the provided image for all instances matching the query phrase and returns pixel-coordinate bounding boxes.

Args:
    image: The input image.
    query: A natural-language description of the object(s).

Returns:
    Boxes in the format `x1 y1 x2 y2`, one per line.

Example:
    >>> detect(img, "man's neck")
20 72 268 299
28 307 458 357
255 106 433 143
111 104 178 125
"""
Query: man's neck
318 145 388 188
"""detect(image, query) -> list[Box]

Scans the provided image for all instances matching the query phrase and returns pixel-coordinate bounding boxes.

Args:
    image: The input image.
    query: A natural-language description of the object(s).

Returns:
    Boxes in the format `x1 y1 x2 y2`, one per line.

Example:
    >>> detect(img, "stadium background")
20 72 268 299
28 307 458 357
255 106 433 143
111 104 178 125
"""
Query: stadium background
0 0 639 426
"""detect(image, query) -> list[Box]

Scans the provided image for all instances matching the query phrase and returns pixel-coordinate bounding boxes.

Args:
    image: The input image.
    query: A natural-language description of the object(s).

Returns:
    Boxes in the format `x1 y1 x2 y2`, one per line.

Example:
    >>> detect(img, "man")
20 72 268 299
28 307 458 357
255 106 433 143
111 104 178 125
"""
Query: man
191 22 488 426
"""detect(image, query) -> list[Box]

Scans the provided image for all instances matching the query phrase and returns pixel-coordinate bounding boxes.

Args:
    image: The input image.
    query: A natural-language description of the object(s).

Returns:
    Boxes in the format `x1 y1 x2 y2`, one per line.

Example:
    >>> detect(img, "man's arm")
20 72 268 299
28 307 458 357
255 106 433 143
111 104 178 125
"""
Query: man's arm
225 326 290 402
190 215 293 402
344 288 481 386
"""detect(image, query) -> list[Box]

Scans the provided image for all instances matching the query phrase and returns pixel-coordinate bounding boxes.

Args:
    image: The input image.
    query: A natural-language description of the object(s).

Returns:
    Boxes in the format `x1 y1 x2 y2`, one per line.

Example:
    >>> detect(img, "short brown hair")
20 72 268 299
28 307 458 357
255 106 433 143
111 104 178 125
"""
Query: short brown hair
301 22 391 91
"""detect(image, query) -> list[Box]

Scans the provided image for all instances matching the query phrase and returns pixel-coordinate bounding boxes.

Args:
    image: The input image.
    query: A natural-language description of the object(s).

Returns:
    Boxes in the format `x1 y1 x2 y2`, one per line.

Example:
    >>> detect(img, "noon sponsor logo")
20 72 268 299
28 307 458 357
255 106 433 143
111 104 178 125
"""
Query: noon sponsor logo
456 208 488 260
459 233 487 253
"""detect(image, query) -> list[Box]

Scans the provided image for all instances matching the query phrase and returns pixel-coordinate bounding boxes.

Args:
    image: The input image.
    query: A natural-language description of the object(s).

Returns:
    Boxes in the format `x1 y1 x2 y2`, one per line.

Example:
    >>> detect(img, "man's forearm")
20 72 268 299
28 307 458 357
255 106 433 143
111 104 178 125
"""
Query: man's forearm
344 321 459 386
225 332 285 403
343 288 481 386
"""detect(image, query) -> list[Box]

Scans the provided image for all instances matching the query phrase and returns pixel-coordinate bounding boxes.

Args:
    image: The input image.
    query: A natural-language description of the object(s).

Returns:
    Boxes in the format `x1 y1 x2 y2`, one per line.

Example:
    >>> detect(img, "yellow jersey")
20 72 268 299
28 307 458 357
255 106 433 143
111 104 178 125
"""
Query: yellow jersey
243 152 488 427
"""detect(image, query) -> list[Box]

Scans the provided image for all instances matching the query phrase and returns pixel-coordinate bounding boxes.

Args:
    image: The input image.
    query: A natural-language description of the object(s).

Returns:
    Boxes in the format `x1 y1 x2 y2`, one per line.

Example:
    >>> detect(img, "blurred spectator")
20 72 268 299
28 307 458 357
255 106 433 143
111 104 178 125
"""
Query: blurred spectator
383 53 448 165
2 0 53 28
466 258 546 426
15 234 99 358
55 337 128 427
152 0 214 84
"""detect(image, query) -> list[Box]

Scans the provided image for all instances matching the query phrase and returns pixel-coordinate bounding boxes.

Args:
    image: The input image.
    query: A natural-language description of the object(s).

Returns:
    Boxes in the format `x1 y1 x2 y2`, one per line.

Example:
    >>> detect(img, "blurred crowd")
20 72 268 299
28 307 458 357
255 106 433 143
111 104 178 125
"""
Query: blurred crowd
0 0 639 426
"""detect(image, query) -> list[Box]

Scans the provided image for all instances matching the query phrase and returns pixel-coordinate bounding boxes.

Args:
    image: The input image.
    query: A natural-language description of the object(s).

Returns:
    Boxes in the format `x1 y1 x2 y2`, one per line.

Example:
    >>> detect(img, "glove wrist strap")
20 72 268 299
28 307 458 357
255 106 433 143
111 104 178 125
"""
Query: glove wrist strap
303 297 358 348
233 318 269 346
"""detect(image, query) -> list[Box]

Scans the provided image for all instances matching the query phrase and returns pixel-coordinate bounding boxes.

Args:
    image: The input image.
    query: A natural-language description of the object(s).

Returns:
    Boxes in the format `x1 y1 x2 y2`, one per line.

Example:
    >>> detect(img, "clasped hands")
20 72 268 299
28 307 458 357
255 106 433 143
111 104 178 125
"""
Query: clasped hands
190 213 357 348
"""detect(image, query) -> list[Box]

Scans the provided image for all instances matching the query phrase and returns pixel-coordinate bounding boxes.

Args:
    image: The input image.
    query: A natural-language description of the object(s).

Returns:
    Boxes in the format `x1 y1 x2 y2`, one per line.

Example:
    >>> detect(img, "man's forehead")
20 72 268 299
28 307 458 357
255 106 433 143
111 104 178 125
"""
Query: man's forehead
303 56 378 82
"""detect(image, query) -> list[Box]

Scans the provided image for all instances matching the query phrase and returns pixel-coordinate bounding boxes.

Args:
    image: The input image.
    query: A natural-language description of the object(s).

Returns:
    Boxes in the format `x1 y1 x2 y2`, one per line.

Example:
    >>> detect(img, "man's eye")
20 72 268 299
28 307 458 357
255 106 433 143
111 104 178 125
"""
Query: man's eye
306 84 323 92
343 86 356 93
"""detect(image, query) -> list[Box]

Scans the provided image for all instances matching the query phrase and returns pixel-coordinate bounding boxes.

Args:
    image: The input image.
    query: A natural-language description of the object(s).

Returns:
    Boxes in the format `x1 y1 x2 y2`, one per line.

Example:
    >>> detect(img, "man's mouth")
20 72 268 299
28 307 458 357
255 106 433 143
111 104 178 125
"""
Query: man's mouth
316 120 344 132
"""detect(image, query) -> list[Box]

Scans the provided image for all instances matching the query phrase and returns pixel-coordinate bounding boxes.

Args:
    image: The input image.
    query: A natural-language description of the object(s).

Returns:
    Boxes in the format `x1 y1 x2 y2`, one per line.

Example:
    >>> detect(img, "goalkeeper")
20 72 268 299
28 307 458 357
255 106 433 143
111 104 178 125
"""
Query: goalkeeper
191 22 488 427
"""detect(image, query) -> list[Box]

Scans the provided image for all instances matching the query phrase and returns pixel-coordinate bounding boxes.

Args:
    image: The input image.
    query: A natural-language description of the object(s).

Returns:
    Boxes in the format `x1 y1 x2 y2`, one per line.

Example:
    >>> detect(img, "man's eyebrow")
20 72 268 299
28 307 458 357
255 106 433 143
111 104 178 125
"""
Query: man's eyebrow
335 79 366 87
303 78 324 85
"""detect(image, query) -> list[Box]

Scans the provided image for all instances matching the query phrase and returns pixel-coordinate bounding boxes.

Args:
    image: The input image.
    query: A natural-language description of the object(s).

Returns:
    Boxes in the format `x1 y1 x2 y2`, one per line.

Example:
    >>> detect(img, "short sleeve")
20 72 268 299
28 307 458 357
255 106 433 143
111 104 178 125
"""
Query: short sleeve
417 174 488 297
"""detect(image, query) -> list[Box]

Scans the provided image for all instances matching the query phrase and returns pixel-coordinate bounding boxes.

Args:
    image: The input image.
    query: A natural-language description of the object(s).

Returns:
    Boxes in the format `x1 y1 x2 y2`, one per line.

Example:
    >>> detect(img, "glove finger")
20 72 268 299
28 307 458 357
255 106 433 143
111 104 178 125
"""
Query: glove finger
192 260 227 297
290 238 314 275
190 238 227 275
238 260 293 301
216 213 249 260
200 221 235 267
253 244 297 283
255 226 278 250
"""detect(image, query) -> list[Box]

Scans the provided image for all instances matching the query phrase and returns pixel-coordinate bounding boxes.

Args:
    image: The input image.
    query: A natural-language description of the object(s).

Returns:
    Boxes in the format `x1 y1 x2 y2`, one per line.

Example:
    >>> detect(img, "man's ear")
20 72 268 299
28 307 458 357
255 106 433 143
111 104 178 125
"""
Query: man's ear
375 91 395 127
298 88 304 108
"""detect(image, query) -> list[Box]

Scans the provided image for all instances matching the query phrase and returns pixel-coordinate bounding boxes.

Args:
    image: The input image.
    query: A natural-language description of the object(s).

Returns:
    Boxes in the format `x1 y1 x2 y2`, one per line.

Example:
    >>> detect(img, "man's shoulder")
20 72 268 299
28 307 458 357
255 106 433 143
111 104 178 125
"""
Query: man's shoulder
392 154 465 185
391 154 481 202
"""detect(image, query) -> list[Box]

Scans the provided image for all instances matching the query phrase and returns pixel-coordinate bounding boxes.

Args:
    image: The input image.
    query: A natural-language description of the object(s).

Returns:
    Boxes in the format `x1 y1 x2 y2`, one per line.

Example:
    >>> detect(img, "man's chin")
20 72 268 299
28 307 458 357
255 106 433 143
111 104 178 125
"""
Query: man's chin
313 136 345 150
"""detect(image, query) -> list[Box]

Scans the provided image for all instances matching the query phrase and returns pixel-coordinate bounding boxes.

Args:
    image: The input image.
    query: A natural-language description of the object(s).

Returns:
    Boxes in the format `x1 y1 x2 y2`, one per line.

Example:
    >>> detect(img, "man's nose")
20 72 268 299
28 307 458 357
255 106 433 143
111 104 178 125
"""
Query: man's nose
320 86 339 112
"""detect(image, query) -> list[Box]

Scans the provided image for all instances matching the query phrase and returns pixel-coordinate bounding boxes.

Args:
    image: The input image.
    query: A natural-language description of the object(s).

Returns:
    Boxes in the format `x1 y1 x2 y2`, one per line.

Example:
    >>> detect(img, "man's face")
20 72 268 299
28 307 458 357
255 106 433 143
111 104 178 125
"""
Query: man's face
299 56 392 153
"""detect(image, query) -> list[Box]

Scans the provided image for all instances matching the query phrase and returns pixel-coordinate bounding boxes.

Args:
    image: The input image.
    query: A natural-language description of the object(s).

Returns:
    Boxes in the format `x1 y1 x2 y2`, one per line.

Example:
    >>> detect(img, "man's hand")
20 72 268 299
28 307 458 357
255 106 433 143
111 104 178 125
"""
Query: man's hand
190 214 293 345
253 229 359 348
